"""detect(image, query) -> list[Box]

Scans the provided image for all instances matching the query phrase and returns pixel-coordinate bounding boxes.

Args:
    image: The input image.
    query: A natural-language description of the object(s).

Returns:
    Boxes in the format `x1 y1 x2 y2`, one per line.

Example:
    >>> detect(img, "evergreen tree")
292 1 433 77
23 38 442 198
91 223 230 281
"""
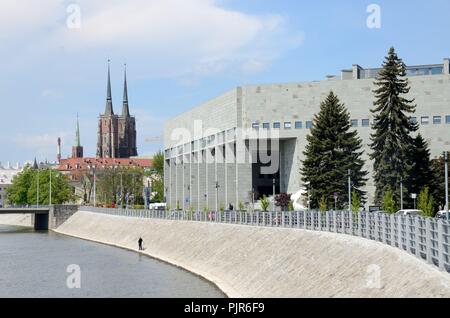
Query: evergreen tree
430 155 447 211
370 47 418 204
405 134 434 207
301 91 368 210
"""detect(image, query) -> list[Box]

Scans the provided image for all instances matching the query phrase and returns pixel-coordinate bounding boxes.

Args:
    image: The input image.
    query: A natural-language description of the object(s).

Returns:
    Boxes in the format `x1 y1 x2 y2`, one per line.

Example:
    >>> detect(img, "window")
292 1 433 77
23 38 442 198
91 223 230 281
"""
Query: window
284 122 292 129
362 119 370 127
446 115 450 124
262 123 270 129
351 120 358 127
273 122 281 129
306 121 313 129
433 116 442 125
421 117 429 125
410 117 417 124
295 121 302 129
252 122 259 129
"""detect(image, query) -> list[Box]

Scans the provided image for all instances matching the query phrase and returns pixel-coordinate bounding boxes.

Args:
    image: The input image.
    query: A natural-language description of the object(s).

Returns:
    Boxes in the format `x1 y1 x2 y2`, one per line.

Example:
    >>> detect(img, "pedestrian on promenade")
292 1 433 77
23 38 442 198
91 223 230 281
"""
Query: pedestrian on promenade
138 237 143 251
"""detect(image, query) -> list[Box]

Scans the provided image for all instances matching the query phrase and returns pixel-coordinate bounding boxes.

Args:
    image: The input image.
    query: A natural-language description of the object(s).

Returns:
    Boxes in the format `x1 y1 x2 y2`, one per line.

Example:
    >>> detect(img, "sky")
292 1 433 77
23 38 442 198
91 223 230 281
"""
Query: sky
1 0 450 164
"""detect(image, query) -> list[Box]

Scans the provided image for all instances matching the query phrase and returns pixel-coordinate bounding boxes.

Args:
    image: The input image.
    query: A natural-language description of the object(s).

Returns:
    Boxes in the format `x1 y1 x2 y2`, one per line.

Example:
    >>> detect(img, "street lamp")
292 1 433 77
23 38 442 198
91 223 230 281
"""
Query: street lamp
272 178 276 212
49 168 52 206
215 181 220 212
400 177 404 210
88 165 97 207
36 166 40 208
445 151 449 219
348 169 352 213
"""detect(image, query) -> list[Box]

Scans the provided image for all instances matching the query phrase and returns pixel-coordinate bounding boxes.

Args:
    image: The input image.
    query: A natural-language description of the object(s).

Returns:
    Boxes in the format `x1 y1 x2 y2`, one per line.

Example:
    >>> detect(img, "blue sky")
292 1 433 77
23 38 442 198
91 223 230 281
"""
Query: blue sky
1 0 450 164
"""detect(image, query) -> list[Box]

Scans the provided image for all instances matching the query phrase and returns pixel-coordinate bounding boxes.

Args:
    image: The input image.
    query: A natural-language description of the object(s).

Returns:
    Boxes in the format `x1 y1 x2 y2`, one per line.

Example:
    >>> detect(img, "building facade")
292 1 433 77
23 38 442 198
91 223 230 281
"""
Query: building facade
97 64 137 159
164 58 450 210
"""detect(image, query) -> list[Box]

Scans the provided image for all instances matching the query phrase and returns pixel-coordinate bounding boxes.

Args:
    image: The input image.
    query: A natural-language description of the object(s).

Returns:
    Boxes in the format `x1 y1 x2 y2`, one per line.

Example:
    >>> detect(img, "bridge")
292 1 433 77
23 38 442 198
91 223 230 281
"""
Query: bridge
0 205 78 230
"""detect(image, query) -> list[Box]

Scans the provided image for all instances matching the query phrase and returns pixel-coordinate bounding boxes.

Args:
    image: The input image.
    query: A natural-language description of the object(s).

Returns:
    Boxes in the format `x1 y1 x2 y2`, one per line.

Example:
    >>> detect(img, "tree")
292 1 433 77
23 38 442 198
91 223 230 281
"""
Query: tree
405 134 435 208
260 195 270 212
5 166 35 205
351 191 361 213
149 151 165 203
382 188 396 214
430 155 447 211
27 169 74 205
370 47 418 205
319 196 327 212
418 187 435 217
96 167 144 207
301 91 367 210
275 193 291 211
7 167 74 205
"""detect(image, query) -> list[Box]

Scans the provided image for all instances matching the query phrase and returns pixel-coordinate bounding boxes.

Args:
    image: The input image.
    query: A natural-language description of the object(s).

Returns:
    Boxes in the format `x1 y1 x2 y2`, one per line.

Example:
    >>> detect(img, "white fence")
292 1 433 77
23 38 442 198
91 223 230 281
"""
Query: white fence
80 206 450 273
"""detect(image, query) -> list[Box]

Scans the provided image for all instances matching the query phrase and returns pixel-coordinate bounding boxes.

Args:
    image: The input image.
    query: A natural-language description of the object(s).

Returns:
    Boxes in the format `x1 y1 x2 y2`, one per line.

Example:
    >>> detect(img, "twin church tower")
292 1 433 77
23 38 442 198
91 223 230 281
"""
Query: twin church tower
96 62 137 158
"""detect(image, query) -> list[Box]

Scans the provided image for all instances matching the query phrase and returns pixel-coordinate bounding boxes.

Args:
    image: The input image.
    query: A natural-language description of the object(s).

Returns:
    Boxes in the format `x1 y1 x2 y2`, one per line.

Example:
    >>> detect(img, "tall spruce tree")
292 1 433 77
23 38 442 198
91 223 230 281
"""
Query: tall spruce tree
370 47 418 205
301 91 367 210
405 134 434 207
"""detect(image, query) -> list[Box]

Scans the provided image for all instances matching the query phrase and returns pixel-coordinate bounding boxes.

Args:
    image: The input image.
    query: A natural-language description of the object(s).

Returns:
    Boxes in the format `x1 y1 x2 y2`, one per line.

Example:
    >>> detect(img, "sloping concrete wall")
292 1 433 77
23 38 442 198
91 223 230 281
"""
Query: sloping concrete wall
55 210 450 298
0 214 32 227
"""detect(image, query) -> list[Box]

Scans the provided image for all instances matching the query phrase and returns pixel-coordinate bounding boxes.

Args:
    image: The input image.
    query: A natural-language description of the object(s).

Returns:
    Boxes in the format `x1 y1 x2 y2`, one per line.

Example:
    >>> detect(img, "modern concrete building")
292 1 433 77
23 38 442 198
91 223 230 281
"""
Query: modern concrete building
164 59 450 210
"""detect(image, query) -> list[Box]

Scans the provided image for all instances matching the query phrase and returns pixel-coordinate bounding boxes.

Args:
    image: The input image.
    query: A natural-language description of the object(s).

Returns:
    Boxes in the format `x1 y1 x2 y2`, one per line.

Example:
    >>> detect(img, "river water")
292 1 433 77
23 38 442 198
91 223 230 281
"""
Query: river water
0 225 225 298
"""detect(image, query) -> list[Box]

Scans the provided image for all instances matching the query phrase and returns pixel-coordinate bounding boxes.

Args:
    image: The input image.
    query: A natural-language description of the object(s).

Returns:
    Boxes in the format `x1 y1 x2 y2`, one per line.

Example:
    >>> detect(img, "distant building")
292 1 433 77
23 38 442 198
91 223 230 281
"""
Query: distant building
96 63 137 159
0 163 23 207
58 157 152 176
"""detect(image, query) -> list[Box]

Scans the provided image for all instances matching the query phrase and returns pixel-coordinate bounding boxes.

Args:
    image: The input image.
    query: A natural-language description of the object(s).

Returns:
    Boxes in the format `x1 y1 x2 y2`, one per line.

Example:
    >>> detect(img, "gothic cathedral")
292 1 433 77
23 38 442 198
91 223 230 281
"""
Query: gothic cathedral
96 63 137 158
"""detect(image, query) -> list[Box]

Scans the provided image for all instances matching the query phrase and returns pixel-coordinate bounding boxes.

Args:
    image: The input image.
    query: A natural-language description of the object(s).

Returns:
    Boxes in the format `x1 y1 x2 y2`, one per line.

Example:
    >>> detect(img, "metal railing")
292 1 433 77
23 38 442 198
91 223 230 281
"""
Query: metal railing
80 206 450 273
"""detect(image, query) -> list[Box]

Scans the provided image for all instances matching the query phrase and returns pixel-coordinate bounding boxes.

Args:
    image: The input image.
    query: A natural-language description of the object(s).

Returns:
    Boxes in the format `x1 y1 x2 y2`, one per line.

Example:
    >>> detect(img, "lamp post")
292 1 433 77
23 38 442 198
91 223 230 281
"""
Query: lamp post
88 165 97 207
400 177 404 210
49 169 52 206
36 168 40 208
348 169 351 213
215 181 219 212
272 178 276 212
445 151 449 219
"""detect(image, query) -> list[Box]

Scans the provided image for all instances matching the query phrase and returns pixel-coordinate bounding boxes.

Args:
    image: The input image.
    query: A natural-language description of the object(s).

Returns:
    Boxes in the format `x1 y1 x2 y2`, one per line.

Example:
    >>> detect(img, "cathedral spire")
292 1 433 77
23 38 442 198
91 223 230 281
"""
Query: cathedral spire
122 64 130 117
105 60 114 116
75 113 81 147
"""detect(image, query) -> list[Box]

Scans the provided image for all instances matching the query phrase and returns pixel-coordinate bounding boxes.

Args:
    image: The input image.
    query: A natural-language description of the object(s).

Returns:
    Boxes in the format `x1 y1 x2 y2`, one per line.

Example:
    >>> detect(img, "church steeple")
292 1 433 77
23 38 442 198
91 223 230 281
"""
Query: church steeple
75 113 81 147
104 60 114 116
72 114 84 158
122 64 130 117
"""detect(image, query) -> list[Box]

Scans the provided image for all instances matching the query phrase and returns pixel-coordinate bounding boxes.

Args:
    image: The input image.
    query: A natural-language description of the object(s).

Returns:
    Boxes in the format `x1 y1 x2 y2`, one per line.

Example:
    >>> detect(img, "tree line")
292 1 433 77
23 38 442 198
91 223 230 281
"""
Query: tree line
301 47 447 215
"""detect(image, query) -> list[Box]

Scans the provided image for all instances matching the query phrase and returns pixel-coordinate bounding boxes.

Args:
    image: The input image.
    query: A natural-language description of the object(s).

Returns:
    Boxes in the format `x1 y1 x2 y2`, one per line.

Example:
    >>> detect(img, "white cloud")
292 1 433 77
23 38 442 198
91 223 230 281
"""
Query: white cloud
15 132 68 152
41 89 63 98
1 0 303 78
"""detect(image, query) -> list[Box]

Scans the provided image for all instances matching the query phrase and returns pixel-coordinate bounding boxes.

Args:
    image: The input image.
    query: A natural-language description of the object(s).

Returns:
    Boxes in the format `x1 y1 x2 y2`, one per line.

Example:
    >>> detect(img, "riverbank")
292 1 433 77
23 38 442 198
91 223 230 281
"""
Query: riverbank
54 210 450 298
0 214 32 227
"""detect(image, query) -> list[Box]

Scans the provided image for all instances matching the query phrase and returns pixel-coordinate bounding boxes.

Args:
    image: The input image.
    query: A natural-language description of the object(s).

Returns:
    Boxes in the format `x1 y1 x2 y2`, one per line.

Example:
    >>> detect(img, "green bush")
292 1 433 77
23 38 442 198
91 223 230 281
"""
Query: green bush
418 187 435 217
260 196 270 212
382 188 396 214
319 196 327 212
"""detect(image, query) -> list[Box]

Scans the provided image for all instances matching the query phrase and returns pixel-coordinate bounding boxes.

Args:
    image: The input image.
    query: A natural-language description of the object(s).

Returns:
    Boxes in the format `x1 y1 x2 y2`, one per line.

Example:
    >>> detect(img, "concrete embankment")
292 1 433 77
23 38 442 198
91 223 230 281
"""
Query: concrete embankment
0 214 32 227
55 210 450 298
